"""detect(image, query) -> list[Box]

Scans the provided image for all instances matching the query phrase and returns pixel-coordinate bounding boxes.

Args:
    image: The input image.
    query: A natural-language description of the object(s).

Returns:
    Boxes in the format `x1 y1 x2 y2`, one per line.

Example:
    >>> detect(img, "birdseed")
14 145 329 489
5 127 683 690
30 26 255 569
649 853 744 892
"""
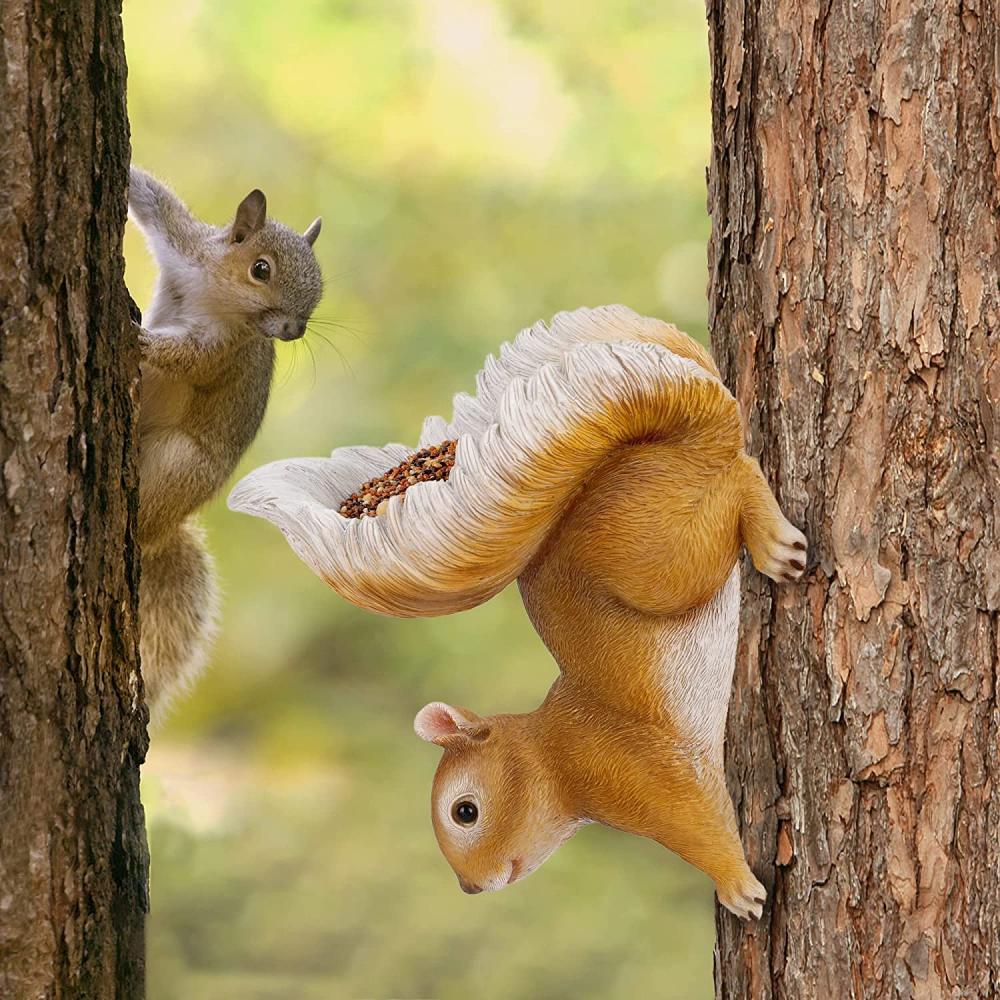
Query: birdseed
339 440 457 518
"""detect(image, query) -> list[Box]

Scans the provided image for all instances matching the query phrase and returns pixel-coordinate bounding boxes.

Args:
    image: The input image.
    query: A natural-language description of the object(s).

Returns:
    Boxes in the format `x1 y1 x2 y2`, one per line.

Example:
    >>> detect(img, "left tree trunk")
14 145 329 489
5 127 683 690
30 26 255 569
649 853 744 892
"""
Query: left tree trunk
0 3 147 996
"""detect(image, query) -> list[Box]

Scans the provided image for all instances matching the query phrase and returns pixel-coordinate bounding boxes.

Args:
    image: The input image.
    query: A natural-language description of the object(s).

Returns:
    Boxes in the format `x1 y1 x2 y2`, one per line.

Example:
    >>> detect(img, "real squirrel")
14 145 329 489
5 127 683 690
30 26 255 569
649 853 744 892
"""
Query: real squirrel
129 166 323 714
228 306 807 919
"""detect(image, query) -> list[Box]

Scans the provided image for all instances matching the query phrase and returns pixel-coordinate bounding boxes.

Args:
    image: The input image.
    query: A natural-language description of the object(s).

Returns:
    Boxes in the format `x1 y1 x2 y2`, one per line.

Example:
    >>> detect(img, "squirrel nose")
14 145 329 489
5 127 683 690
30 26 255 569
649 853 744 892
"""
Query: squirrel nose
458 877 482 895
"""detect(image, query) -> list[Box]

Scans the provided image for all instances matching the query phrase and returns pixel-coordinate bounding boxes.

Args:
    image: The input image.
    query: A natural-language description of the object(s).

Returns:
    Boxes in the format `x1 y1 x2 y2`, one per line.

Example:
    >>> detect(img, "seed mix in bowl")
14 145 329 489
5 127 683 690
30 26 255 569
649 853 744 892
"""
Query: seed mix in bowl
339 440 458 519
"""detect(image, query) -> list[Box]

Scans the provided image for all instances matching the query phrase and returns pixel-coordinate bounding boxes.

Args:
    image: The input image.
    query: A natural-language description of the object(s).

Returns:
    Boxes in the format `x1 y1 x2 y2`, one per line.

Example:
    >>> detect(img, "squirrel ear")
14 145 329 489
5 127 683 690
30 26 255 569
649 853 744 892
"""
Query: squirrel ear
303 217 321 246
232 189 267 243
414 702 485 746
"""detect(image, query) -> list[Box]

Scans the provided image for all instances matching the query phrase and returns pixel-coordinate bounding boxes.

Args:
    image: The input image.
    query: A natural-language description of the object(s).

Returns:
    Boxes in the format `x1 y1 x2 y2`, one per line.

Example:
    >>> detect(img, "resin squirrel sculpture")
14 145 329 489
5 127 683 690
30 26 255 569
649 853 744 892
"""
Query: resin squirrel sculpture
129 166 323 713
229 306 806 918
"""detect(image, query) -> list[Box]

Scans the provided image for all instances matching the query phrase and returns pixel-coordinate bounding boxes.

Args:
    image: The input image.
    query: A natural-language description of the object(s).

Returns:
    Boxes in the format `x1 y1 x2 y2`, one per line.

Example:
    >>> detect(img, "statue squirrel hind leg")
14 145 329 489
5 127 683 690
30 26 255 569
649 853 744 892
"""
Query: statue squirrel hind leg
733 453 807 582
549 443 806 622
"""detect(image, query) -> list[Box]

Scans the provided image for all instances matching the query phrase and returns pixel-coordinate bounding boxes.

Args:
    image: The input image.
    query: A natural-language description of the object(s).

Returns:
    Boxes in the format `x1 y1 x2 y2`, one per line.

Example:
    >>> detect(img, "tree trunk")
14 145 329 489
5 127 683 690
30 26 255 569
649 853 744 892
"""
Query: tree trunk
707 2 1000 997
0 3 147 997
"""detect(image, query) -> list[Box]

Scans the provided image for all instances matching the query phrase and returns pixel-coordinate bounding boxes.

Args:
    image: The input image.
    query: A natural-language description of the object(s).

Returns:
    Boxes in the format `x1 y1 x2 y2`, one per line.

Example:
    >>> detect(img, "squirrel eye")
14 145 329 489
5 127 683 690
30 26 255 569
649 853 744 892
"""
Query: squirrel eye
452 800 479 826
250 258 271 283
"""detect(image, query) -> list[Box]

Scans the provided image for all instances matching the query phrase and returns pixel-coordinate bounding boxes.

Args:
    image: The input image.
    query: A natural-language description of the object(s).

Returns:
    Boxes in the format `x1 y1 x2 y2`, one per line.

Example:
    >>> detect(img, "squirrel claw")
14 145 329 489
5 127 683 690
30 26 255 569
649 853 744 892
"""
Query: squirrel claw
753 518 808 584
717 872 767 921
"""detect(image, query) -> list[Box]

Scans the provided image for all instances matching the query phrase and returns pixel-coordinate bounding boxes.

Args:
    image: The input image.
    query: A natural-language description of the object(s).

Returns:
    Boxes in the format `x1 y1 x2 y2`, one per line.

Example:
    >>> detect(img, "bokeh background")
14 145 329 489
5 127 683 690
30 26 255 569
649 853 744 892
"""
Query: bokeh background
124 2 716 997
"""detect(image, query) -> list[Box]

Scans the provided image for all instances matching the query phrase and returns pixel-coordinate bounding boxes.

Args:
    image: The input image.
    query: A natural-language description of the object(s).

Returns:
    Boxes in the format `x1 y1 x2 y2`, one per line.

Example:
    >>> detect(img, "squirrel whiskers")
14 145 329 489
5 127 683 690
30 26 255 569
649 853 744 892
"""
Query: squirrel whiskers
129 167 323 715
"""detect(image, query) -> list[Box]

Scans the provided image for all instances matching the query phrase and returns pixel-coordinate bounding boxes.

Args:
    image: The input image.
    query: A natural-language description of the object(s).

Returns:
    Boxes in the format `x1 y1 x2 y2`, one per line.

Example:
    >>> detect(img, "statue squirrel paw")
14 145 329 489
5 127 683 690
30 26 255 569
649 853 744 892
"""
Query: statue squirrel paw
716 871 767 921
751 516 808 584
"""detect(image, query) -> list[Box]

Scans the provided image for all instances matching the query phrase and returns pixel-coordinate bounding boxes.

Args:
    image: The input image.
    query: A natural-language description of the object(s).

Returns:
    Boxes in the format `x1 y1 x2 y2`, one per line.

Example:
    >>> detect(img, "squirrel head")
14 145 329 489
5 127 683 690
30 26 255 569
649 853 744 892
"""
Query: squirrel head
204 189 323 341
414 702 576 894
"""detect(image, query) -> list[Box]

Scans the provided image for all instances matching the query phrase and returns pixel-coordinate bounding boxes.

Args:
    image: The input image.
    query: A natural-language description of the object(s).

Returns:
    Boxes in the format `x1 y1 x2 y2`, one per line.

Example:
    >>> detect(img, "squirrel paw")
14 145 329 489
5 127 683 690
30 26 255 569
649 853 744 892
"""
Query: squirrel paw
751 517 807 584
716 871 767 921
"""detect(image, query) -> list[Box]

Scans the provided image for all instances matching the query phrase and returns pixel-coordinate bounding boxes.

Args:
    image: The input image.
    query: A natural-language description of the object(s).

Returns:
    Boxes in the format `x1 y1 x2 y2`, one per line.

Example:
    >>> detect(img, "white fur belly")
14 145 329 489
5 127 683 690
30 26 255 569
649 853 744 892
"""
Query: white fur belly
655 567 740 765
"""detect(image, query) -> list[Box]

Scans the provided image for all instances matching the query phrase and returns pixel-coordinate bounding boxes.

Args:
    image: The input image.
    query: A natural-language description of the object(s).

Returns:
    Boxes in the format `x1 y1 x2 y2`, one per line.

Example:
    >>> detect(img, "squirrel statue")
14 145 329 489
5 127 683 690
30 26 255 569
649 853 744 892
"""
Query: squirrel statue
128 166 323 714
228 305 807 919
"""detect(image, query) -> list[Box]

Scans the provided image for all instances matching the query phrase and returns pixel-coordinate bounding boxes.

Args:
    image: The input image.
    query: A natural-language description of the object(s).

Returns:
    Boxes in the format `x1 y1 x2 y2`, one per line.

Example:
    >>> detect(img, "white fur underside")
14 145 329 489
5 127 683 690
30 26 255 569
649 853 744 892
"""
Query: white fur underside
655 568 740 765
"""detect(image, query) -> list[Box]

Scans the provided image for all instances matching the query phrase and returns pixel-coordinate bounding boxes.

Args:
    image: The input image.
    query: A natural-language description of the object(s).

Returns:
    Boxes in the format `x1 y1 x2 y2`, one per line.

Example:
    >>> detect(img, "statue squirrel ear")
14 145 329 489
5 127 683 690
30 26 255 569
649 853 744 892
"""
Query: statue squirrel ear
232 189 266 243
414 702 488 746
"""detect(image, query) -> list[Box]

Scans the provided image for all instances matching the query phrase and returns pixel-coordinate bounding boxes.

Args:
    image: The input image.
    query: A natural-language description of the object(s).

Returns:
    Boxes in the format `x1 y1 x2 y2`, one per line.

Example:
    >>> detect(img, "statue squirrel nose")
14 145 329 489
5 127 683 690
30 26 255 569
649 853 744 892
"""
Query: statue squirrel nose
458 877 482 895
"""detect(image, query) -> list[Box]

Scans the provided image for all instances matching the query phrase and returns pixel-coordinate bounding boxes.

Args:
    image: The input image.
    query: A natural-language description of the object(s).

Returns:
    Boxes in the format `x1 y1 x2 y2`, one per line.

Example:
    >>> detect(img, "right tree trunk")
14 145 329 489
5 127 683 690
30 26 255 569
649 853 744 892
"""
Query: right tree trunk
707 2 1000 997
708 0 1000 1000
0 3 147 997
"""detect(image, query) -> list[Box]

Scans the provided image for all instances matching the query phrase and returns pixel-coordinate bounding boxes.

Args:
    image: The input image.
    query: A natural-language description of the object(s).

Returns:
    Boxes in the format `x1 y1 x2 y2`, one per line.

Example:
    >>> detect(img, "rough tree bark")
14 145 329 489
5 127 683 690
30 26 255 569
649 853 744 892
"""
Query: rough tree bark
0 3 147 998
707 2 1000 997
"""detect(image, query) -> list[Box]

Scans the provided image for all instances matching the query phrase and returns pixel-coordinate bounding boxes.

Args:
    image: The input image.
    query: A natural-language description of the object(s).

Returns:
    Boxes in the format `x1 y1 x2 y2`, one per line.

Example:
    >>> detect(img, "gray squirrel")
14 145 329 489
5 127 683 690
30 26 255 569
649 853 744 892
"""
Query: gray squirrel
128 166 323 714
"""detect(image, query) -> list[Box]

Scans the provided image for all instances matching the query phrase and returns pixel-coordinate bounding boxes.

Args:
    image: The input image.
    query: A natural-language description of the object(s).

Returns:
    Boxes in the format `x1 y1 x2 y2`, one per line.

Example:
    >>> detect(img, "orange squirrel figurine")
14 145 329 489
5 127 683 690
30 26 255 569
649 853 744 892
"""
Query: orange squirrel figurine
230 305 807 919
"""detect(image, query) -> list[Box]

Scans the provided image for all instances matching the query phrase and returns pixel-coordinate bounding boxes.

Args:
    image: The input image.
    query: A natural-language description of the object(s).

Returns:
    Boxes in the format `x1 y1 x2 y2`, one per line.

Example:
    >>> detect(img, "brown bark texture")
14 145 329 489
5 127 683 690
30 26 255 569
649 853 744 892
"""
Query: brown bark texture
0 2 147 998
707 2 1000 997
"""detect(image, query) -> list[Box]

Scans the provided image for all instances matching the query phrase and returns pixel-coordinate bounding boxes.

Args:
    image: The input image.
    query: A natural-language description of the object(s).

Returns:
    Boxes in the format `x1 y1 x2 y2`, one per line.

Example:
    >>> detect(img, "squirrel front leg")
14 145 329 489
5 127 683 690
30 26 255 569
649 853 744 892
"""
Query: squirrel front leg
128 166 203 261
639 754 766 921
558 712 767 920
138 325 233 385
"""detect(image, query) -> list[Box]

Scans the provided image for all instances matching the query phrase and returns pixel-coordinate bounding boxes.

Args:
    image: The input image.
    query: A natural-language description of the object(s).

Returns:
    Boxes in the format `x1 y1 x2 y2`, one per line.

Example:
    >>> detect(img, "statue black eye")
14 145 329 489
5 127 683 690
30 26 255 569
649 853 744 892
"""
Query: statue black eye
250 258 271 282
452 800 478 826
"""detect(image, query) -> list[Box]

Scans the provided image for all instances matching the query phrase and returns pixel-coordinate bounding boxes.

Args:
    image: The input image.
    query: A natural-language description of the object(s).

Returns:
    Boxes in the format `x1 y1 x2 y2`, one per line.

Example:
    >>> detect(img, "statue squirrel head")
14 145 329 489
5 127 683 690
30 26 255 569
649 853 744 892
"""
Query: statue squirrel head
414 702 578 894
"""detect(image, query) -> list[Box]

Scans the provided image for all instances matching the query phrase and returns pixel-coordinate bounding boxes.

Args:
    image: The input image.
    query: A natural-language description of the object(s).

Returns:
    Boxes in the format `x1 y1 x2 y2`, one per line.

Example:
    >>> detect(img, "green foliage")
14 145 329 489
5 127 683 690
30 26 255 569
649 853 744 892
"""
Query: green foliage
127 1 716 996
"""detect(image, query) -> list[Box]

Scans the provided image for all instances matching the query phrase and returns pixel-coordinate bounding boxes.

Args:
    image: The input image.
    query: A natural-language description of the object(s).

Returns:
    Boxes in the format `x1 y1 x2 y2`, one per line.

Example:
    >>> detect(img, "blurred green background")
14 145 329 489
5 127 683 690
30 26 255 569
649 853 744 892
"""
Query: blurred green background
124 1 716 997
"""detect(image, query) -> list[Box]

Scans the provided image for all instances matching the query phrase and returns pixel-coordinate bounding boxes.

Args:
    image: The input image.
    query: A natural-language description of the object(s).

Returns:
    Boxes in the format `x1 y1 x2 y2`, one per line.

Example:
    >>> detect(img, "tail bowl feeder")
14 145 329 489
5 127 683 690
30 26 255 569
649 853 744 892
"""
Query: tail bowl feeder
228 305 740 618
